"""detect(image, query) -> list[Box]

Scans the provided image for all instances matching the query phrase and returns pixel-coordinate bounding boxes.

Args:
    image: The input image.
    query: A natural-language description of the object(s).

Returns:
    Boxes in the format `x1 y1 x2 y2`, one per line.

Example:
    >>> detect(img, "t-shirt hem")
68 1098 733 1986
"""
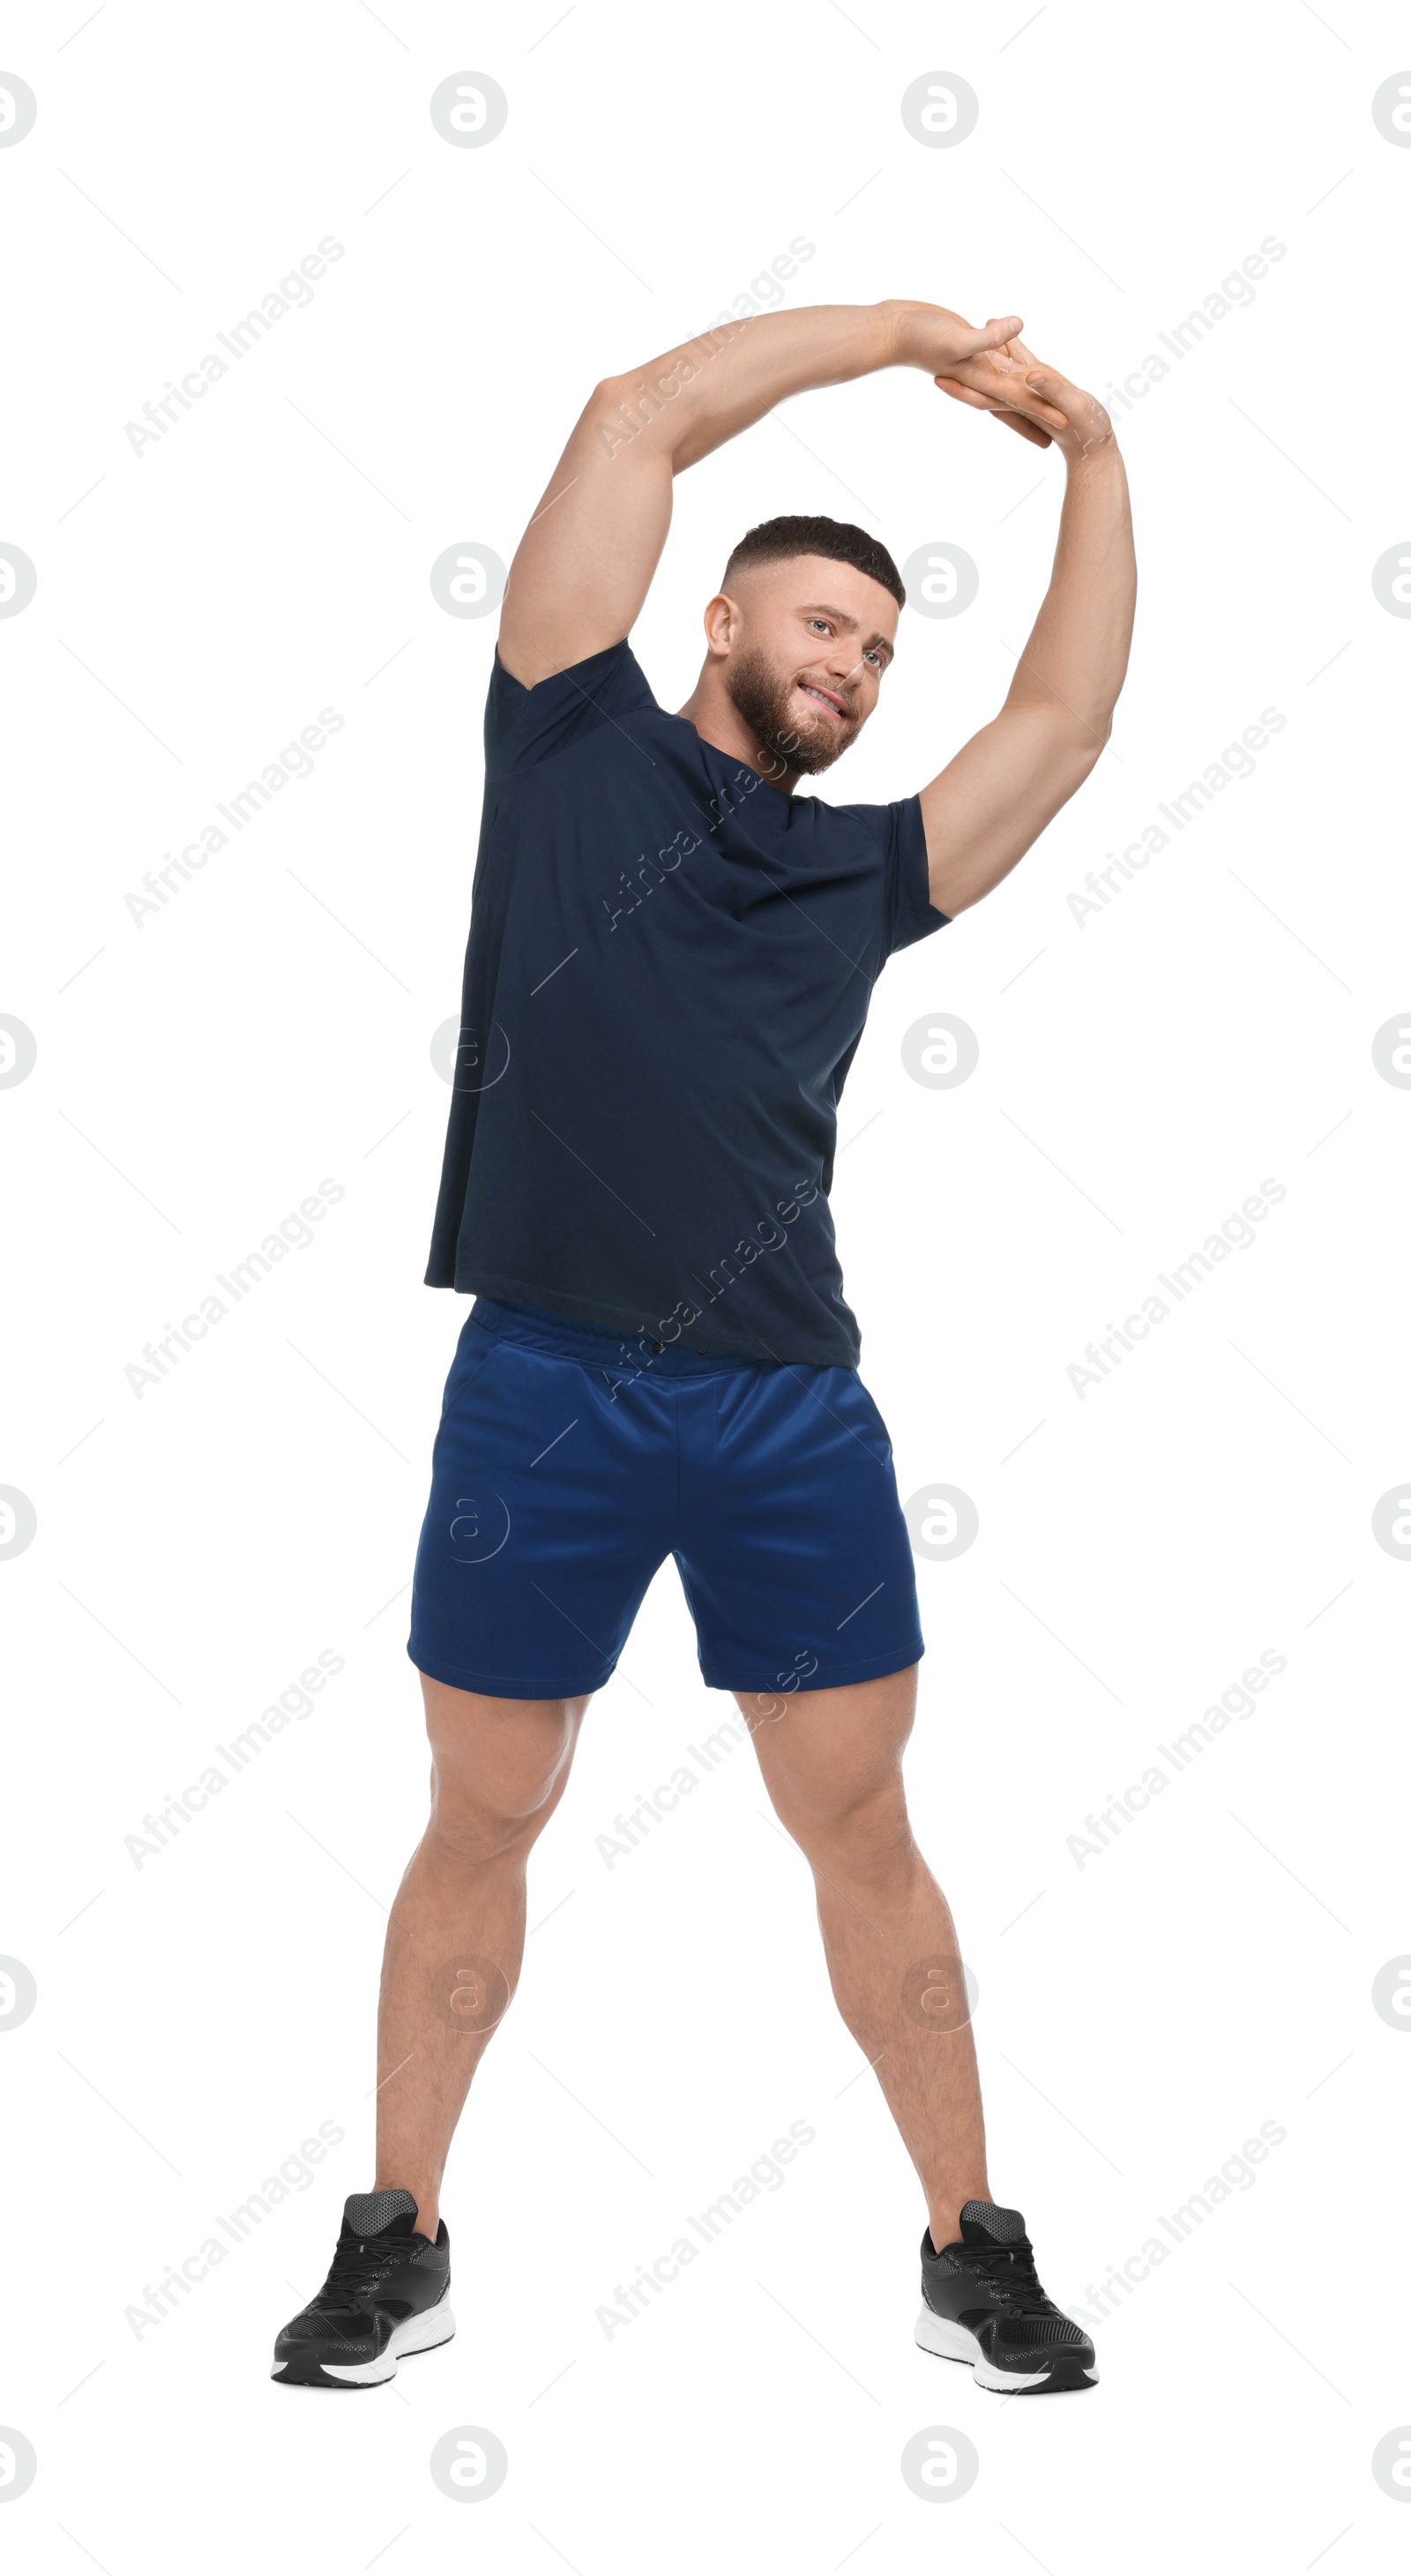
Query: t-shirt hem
428 1264 861 1370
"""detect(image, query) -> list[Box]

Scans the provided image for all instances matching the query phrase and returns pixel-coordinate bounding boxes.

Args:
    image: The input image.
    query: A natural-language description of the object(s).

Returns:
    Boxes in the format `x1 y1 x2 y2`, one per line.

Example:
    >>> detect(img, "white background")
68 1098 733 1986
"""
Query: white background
4 0 1409 2565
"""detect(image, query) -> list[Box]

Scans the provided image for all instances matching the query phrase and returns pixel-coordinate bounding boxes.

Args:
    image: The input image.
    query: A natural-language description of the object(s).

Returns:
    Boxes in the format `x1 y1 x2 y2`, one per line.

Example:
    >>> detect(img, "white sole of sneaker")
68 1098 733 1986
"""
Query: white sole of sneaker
275 2296 456 2386
914 2307 1099 2393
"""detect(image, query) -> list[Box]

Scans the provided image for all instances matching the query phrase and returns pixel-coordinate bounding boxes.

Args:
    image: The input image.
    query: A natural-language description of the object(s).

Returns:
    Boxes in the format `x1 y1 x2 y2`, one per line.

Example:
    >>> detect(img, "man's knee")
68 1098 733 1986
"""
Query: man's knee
421 1678 585 1863
783 1777 915 1884
739 1667 919 1868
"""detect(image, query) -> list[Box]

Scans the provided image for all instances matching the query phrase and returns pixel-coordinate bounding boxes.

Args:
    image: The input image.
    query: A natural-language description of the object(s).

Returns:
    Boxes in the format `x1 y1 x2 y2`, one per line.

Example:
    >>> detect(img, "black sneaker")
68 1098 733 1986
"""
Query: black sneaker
915 2200 1098 2394
272 2189 454 2389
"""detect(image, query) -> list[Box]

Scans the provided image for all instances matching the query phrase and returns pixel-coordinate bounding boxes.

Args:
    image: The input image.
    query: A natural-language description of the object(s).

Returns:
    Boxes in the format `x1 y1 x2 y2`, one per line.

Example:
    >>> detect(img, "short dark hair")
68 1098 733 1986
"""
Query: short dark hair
721 514 905 610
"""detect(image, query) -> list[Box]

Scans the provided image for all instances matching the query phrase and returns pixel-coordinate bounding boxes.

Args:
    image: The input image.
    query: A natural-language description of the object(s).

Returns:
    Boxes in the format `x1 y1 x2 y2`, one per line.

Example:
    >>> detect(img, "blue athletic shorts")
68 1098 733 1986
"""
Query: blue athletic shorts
407 1297 925 1699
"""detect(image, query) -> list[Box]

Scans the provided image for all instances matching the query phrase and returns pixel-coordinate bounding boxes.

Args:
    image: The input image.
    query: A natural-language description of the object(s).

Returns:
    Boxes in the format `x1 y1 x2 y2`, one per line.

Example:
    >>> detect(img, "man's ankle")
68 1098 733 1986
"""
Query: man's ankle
927 2191 991 2252
370 2182 439 2239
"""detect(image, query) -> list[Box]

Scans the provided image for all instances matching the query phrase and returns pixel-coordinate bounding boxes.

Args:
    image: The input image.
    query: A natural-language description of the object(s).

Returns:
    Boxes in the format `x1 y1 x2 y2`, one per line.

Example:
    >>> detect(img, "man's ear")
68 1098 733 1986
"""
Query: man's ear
702 590 741 658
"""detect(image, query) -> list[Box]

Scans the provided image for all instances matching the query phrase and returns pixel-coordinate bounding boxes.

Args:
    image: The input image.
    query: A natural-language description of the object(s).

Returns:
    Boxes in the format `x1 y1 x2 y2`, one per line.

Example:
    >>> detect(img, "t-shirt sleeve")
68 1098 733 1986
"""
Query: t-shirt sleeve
484 638 658 777
885 794 951 954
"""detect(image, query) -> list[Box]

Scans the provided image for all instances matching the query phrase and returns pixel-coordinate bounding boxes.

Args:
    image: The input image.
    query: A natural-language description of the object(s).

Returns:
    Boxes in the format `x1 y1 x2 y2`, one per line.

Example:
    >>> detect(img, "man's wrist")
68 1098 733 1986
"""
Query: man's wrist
1061 420 1123 474
875 300 940 370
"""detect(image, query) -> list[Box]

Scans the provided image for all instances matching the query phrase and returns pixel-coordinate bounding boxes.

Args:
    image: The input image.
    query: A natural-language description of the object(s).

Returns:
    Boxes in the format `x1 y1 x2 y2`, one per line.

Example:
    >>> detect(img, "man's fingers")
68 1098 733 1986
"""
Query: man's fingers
1017 364 1071 425
936 371 1068 432
938 331 1078 447
934 376 999 412
1010 370 1070 428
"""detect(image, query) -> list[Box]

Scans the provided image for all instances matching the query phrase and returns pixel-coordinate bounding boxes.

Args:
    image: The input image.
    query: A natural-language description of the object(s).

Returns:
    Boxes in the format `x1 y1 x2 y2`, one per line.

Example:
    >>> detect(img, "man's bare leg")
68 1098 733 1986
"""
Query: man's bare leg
373 1676 590 2236
735 1664 989 2251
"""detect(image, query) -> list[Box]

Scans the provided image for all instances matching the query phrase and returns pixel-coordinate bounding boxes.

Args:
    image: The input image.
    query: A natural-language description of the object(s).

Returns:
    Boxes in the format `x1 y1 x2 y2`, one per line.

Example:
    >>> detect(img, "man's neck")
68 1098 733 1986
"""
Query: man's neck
674 683 800 795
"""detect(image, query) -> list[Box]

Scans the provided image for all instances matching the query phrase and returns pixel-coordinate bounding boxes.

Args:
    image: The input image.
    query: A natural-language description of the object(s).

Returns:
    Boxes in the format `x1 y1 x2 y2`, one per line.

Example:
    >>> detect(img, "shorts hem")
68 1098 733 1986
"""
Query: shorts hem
699 1640 925 1693
408 1640 616 1699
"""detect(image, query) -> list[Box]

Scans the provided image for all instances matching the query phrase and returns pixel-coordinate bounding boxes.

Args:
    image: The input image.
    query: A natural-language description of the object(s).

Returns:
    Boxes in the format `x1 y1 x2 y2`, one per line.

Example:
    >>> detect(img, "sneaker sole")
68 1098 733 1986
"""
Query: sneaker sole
272 2294 455 2389
915 2306 1099 2394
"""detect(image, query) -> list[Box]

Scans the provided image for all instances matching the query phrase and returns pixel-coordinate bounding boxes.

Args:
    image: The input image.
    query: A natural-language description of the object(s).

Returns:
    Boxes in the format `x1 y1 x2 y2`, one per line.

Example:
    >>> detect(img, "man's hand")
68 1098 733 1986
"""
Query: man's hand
930 329 1115 461
884 300 1026 385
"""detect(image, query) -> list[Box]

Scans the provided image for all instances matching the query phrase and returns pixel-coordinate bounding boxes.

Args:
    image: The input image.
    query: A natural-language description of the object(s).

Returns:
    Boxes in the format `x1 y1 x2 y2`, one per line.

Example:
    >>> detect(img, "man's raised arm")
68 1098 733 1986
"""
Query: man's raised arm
917 339 1136 917
497 302 1028 688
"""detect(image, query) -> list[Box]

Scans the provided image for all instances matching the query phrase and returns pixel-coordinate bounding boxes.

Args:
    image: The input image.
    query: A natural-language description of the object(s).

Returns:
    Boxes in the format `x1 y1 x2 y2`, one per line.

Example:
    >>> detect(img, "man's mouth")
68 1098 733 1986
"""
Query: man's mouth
795 680 851 723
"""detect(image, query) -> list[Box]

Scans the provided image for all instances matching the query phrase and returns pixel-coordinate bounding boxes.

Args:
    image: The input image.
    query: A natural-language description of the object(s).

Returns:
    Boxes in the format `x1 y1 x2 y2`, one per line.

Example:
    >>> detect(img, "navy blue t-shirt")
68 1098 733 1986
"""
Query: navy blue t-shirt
425 640 949 1367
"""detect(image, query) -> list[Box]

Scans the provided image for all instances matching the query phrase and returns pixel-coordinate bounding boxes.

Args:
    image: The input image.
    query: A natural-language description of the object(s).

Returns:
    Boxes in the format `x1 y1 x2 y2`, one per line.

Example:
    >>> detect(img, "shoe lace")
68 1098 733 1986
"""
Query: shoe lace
962 2241 1057 2315
315 2234 404 2306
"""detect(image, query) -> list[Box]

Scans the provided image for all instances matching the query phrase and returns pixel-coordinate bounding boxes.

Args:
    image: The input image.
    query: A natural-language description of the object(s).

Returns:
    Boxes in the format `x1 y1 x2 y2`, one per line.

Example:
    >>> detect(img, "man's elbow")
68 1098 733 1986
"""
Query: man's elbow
579 376 637 459
589 360 694 453
1061 711 1111 784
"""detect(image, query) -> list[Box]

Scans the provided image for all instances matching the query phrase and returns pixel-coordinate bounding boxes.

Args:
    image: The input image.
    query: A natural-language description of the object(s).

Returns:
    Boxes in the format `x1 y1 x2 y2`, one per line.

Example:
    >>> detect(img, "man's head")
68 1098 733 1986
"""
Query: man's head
702 516 903 777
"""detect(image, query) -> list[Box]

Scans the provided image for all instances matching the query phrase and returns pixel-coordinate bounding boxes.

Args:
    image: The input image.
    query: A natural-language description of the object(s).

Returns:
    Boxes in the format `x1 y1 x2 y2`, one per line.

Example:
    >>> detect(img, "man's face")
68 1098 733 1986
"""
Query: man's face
713 554 899 776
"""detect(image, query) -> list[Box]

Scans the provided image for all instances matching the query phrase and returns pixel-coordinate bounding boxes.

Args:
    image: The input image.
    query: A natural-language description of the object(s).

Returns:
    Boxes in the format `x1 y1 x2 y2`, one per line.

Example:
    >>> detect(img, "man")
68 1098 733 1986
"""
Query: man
272 298 1135 2396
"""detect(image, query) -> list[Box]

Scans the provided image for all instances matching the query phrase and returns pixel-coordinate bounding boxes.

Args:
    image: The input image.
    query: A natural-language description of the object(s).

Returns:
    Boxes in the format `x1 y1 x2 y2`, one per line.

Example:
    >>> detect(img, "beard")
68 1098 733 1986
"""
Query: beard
723 648 862 776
